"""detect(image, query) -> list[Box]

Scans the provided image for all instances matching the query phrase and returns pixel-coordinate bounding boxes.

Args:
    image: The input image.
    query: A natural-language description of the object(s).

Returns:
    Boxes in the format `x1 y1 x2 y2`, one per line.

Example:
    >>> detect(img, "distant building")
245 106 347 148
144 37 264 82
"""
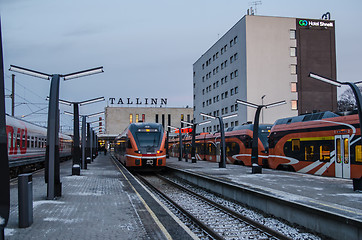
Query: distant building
193 15 337 133
104 106 193 136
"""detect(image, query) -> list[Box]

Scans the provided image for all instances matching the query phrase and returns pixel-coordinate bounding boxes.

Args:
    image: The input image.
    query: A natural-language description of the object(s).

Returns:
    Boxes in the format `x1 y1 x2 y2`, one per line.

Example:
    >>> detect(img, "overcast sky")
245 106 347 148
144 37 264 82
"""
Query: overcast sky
1 0 361 133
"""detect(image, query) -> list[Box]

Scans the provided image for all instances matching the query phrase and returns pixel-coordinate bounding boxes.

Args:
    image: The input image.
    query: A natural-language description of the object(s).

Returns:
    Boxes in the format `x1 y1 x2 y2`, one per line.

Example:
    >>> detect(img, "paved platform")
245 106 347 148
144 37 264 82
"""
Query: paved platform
166 157 362 221
5 154 195 240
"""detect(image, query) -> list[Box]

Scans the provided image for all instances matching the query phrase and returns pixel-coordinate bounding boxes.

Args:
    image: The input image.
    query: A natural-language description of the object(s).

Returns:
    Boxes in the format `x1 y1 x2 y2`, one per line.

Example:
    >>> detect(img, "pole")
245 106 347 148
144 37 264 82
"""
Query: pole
191 123 197 163
81 116 87 169
218 117 226 168
0 17 10 235
251 106 263 173
165 130 169 158
11 74 14 116
178 128 182 161
73 103 80 166
45 74 61 199
86 123 91 164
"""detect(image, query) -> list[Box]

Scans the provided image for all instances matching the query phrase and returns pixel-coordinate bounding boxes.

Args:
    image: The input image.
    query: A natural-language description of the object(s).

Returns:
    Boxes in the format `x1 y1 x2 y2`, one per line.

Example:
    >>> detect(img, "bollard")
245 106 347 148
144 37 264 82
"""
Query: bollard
86 157 91 164
18 173 33 228
72 164 81 176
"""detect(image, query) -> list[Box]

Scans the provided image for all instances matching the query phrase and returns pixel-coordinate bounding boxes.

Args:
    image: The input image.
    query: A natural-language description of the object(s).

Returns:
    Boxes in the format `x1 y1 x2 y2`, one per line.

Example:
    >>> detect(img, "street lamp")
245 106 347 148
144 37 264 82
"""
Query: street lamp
200 113 238 168
236 99 286 173
9 65 103 199
60 96 104 175
309 72 362 190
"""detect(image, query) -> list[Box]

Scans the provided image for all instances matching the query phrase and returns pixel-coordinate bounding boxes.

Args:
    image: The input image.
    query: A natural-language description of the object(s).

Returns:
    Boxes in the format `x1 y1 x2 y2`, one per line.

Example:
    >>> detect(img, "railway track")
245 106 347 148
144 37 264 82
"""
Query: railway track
136 173 292 240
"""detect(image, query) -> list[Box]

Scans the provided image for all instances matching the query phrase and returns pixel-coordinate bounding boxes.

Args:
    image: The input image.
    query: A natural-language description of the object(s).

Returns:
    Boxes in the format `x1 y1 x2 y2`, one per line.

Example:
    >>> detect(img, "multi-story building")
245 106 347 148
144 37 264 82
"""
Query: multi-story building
104 106 193 136
193 15 336 133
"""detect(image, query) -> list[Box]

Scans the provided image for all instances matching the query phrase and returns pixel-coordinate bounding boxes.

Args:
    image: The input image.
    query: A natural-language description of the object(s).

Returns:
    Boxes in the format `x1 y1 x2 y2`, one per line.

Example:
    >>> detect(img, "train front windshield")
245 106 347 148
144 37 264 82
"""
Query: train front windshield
135 129 161 147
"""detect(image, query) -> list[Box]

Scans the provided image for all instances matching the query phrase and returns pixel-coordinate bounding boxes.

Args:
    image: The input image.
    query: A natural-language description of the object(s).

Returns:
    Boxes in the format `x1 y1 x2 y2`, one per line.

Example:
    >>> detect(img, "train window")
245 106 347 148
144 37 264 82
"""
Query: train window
319 145 330 161
27 136 30 148
344 138 349 164
291 139 300 152
35 137 38 148
356 145 362 162
31 136 34 148
336 139 341 163
16 134 20 148
305 145 314 161
226 142 240 156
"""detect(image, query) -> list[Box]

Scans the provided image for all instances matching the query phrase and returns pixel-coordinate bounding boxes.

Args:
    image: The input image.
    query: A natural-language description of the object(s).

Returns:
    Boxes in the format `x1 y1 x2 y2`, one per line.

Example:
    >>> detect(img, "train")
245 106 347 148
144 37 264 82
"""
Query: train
113 122 166 170
168 111 362 179
6 114 72 176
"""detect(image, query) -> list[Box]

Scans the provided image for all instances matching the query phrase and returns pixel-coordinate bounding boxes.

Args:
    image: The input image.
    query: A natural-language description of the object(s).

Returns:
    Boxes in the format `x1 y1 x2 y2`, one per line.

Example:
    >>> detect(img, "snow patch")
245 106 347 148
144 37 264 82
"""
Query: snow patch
5 228 15 236
44 217 79 224
33 200 65 208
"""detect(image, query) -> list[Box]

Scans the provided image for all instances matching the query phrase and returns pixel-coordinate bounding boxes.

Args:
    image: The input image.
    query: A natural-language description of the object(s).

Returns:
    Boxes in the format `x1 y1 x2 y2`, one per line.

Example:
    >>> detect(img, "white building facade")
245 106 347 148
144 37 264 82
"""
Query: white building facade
193 15 336 133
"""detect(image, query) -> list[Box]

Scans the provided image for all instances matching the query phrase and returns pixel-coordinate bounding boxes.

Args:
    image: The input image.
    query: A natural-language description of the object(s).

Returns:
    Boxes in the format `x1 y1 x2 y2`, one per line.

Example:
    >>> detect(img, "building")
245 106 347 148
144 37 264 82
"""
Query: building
104 106 193 136
193 15 336 133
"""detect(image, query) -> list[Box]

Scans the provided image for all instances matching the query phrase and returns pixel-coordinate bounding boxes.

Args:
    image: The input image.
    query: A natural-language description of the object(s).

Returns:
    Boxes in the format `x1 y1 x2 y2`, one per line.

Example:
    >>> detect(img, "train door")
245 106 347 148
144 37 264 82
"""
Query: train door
335 135 350 178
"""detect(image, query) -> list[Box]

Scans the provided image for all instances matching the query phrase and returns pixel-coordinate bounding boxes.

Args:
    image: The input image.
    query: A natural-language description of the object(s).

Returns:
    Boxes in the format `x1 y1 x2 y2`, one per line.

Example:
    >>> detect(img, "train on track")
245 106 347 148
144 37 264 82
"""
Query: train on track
6 114 72 176
168 111 362 179
113 122 166 171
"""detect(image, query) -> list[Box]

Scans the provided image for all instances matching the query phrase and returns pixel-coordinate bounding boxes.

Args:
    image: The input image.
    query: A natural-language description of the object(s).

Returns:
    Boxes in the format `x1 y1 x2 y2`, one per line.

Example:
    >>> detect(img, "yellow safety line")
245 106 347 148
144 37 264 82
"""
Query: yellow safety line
309 200 362 216
112 158 173 240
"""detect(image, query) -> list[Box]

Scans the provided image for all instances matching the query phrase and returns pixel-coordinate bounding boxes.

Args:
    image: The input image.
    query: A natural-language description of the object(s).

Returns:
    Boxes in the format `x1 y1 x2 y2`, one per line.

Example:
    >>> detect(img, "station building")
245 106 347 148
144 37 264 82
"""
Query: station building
104 106 193 137
193 15 337 133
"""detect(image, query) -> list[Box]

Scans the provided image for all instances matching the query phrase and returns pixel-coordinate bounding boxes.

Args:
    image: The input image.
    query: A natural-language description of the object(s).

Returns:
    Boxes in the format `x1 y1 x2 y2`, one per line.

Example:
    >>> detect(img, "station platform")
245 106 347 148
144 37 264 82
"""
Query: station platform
166 157 362 221
5 154 196 240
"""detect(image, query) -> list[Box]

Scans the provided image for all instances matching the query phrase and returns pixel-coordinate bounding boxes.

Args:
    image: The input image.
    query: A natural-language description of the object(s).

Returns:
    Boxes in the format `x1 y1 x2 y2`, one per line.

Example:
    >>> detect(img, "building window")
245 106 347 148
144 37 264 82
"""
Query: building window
129 114 133 123
235 70 238 77
168 114 171 126
234 53 238 60
202 76 205 82
290 47 297 57
291 100 298 110
231 105 234 112
234 36 238 43
202 64 205 69
291 82 297 92
291 64 297 74
136 114 139 123
155 114 159 123
230 56 233 63
290 29 296 39
231 88 234 95
235 86 238 94
142 114 145 122
202 89 205 95
162 114 165 128
230 40 233 47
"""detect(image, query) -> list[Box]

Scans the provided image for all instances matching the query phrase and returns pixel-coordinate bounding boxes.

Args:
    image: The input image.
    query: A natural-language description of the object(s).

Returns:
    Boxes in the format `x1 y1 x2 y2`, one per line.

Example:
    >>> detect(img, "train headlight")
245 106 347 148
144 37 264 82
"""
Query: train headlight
157 150 163 154
134 150 141 154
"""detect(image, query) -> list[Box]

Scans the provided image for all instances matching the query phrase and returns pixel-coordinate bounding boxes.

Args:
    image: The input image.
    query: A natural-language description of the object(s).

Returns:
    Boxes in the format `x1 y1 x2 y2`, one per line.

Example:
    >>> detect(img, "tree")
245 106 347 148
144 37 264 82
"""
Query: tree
338 86 362 111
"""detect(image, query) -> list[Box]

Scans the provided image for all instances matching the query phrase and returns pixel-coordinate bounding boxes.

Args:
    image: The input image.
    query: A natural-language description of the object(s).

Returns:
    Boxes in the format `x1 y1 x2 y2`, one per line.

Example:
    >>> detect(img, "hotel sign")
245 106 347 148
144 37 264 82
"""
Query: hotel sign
109 97 168 105
298 19 334 28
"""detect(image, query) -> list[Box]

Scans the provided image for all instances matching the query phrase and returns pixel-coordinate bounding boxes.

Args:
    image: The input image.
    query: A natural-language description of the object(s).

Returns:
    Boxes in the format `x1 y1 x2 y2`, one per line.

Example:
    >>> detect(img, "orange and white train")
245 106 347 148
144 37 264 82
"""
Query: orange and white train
6 115 72 173
114 122 166 170
169 111 362 179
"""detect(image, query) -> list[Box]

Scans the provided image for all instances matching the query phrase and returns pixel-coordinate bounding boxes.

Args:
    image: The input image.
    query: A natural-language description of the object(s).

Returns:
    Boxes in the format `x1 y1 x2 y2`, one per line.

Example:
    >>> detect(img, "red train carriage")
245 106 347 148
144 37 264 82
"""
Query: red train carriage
114 123 166 170
268 111 362 179
169 124 272 167
5 115 72 173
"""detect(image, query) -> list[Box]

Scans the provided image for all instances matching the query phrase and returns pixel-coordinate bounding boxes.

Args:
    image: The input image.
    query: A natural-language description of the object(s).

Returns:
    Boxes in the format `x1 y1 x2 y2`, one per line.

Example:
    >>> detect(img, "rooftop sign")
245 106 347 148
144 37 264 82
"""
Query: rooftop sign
109 97 168 106
298 19 334 28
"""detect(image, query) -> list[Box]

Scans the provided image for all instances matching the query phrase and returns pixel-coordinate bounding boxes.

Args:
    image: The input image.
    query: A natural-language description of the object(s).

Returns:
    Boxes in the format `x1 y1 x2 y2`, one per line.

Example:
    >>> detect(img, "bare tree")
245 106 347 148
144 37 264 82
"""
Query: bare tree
338 86 362 111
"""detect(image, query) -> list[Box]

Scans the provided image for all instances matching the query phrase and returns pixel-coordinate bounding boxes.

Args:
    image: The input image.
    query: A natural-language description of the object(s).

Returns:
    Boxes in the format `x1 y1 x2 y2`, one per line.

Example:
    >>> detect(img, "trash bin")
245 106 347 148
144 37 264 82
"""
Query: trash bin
18 173 33 228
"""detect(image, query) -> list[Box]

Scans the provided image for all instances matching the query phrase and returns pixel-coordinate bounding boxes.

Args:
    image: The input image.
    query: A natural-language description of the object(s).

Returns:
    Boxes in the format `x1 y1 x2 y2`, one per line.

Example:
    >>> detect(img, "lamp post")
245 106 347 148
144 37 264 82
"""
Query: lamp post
200 113 238 168
80 111 104 169
236 99 286 173
9 65 103 200
309 72 362 190
261 95 266 124
0 18 10 238
61 97 104 174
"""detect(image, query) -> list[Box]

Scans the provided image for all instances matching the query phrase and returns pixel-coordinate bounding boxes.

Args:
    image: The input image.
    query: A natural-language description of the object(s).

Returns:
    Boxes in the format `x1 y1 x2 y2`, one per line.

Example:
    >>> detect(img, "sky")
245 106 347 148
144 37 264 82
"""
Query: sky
1 0 361 133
